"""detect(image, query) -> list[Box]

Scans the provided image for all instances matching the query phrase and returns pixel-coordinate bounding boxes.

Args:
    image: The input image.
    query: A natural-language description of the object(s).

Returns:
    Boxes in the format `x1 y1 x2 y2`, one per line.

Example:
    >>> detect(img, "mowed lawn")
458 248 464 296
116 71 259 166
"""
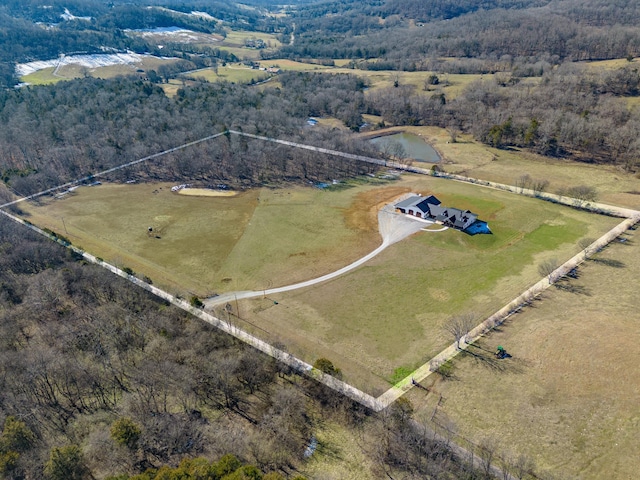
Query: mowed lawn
409 226 640 480
19 181 388 297
238 175 620 394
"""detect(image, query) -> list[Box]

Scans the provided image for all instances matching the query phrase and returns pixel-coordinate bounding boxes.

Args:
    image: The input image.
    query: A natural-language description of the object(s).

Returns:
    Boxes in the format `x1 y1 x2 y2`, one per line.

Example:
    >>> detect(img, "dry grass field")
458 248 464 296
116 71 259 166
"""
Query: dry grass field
257 59 333 72
361 125 640 210
231 175 618 393
185 64 270 84
406 226 640 480
19 181 386 297
18 172 617 395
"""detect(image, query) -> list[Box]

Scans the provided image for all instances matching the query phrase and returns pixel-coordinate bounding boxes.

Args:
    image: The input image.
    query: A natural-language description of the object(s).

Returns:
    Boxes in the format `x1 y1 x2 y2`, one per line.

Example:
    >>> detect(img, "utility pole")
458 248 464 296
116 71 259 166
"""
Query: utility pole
61 217 68 235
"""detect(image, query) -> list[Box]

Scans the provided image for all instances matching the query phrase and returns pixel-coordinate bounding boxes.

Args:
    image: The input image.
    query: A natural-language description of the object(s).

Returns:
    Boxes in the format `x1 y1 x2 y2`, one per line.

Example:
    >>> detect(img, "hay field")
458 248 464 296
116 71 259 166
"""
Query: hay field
186 65 269 84
362 125 640 210
19 181 386 297
231 175 618 393
409 226 640 480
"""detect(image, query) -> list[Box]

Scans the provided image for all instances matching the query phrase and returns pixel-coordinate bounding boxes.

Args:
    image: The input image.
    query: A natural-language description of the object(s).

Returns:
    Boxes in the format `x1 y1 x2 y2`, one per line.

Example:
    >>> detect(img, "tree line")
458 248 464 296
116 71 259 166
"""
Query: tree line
0 73 380 197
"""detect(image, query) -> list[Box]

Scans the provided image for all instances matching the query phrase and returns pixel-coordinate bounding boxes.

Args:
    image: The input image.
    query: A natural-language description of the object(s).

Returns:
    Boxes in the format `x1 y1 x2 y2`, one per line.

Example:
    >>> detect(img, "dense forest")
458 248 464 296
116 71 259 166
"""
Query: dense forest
0 74 377 196
279 0 640 69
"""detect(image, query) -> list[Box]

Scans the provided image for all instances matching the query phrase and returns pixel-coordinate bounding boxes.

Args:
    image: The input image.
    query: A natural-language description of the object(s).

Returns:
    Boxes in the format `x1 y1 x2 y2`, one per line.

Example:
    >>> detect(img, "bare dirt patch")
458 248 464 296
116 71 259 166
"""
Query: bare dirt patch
343 186 411 232
177 188 238 197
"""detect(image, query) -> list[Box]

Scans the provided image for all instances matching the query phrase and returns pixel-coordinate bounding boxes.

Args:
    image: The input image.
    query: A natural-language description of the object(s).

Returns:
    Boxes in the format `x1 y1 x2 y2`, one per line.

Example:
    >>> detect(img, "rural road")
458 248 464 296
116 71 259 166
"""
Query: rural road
204 201 427 308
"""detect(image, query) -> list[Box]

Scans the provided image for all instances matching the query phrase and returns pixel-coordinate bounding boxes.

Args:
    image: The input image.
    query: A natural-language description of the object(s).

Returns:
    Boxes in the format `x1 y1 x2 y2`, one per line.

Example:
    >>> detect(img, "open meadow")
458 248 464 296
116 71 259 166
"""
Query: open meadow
20 57 185 85
361 125 640 210
226 175 618 393
404 225 640 480
185 64 270 84
19 180 387 297
19 173 621 395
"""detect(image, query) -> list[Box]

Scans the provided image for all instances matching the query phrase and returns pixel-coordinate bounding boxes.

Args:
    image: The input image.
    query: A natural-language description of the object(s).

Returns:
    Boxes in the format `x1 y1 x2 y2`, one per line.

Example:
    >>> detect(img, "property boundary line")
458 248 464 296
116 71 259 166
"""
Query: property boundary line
1 129 639 414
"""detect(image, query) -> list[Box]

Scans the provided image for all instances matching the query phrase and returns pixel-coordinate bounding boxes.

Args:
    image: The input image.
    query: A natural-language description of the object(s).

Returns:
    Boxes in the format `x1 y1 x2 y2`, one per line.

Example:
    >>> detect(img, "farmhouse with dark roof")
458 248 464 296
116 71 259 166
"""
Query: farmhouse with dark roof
395 194 484 232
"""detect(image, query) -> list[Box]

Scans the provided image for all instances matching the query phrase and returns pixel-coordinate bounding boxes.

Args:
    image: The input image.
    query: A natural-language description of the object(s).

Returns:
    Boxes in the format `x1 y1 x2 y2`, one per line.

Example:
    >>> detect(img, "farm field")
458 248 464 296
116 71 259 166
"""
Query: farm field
224 175 619 393
19 180 388 297
406 225 640 480
185 64 270 84
17 168 623 395
20 57 184 85
360 125 640 210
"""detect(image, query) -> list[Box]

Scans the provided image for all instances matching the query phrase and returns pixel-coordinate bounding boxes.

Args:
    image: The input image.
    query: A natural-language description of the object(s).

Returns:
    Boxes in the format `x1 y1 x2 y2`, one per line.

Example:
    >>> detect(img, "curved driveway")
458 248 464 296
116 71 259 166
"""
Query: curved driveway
204 203 428 307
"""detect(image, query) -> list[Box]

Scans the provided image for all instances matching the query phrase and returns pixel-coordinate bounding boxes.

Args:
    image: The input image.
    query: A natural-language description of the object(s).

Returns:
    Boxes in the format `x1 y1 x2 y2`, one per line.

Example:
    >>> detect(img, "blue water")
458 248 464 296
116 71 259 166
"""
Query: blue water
370 132 441 163
465 221 492 235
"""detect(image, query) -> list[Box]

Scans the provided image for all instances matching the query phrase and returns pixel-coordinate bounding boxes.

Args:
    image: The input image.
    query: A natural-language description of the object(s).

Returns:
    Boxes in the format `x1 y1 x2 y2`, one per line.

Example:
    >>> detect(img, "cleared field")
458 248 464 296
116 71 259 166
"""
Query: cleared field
257 59 332 71
409 227 640 480
222 30 282 48
324 68 497 99
231 175 619 393
582 57 639 70
20 57 183 85
361 125 640 210
19 181 386 297
20 67 67 85
185 65 269 84
20 174 620 394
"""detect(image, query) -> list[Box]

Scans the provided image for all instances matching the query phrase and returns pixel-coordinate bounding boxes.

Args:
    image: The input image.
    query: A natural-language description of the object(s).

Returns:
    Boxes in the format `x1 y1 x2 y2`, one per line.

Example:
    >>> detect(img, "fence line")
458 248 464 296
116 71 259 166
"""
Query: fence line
1 129 639 413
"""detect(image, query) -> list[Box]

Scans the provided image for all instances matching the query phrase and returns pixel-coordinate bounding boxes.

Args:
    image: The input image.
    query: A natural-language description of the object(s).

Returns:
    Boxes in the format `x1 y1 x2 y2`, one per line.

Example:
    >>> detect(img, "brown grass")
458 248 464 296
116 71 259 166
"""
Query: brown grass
360 125 640 210
409 228 640 479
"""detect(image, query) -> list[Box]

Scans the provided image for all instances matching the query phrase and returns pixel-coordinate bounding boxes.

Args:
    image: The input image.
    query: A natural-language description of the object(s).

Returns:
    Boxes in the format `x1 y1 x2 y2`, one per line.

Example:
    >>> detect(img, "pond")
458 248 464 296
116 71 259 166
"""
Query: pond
369 132 441 163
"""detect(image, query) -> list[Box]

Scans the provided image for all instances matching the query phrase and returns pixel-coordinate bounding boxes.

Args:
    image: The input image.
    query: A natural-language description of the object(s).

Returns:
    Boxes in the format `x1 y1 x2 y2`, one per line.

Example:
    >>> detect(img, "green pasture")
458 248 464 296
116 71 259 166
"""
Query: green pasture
20 173 621 394
238 175 620 393
185 65 270 84
222 29 282 48
20 180 386 297
414 226 640 480
20 67 67 85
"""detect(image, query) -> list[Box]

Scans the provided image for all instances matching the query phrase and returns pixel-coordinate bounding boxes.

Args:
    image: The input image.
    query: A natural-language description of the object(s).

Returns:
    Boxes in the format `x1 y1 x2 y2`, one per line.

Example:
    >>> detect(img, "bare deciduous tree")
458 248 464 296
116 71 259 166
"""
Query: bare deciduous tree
538 258 560 283
444 313 477 349
578 237 596 258
515 174 532 193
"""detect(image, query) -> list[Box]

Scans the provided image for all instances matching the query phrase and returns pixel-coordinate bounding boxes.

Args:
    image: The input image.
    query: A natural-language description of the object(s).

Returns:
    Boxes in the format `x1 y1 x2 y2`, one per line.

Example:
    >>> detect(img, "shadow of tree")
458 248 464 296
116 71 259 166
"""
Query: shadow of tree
554 281 591 296
588 257 625 268
462 345 527 374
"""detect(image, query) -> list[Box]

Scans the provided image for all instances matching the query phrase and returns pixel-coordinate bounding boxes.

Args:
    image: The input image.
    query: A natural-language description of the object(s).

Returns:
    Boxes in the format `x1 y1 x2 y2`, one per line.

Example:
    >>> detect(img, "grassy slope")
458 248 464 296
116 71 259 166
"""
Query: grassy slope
19 181 386 297
363 125 640 210
238 175 618 393
411 228 640 479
